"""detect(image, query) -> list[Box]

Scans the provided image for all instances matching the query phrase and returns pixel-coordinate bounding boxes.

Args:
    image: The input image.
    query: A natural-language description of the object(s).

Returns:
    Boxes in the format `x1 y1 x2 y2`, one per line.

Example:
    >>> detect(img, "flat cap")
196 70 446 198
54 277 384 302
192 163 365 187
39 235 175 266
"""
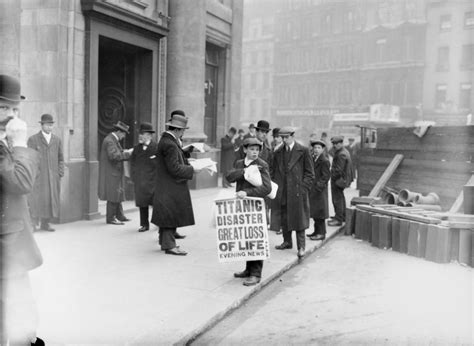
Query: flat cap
310 139 326 147
278 126 295 136
243 137 263 148
330 135 344 144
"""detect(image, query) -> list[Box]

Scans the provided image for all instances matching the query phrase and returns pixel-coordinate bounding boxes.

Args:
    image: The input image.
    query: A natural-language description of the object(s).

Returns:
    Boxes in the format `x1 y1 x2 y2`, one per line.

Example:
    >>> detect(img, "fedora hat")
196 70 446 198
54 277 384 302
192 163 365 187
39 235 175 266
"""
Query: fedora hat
243 137 263 148
139 122 155 133
166 112 189 129
39 113 54 124
0 75 25 102
113 120 130 134
310 139 326 148
255 120 271 132
272 127 280 137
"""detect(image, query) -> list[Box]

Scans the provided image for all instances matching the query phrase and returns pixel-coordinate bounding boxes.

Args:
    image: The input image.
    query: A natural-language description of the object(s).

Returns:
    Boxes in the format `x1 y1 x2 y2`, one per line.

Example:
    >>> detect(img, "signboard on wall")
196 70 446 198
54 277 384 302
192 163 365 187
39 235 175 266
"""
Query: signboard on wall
369 104 400 123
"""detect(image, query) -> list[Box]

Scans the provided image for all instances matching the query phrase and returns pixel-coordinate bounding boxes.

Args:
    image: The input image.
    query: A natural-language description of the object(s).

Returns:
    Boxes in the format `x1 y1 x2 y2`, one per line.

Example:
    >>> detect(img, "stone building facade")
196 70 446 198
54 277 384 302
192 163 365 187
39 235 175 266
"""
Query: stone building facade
1 0 243 222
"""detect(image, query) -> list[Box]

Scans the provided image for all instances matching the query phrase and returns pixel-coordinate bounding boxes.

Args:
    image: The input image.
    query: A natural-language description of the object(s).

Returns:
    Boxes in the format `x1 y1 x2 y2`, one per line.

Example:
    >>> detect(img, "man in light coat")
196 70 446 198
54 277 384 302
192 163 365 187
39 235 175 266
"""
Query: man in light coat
271 126 314 258
27 113 64 231
151 110 200 255
98 121 133 225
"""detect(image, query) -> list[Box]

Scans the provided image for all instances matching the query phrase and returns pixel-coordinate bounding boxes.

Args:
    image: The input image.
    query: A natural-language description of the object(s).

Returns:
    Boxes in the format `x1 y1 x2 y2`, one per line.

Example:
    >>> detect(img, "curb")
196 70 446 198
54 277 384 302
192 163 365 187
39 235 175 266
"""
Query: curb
174 224 346 346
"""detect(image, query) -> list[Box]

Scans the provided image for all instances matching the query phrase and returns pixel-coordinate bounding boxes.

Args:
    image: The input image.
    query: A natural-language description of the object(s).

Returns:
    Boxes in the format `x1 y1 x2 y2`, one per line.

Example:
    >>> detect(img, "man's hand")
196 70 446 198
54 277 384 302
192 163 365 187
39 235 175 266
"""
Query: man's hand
6 118 28 148
236 191 247 199
124 148 134 154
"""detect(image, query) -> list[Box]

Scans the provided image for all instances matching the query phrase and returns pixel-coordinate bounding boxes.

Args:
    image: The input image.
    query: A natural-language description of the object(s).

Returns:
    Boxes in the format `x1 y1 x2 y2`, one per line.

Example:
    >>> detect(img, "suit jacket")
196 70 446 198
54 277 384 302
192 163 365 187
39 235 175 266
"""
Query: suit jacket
220 135 235 174
0 142 43 277
130 140 158 207
309 154 330 219
331 146 353 188
270 142 314 231
151 132 195 228
98 133 131 202
27 131 64 218
225 157 271 198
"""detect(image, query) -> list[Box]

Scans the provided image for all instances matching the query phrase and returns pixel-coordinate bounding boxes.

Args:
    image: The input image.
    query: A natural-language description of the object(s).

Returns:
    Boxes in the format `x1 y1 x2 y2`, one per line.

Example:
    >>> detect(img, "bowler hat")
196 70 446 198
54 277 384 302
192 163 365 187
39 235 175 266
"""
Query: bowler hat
310 139 326 148
171 109 186 117
113 120 130 134
248 123 255 129
272 128 280 137
255 120 271 132
166 112 189 129
0 75 25 102
39 113 54 124
331 135 344 144
278 126 295 137
243 137 263 148
139 122 155 133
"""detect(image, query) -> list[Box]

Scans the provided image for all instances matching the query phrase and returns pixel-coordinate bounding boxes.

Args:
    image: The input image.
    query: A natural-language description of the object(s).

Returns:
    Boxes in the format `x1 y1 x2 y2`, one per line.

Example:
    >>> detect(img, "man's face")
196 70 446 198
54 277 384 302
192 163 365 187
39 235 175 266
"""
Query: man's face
312 144 324 156
0 99 20 132
41 122 54 134
282 134 294 146
333 142 343 150
274 135 282 145
256 129 268 142
139 132 152 144
244 145 260 160
249 128 256 135
117 131 126 140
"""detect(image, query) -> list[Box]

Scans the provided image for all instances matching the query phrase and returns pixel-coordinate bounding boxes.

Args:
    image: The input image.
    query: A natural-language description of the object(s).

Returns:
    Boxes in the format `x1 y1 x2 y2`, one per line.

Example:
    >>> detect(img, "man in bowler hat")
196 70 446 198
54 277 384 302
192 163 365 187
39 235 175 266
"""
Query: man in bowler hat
151 110 201 255
130 122 158 232
0 74 45 345
98 121 134 225
27 113 64 232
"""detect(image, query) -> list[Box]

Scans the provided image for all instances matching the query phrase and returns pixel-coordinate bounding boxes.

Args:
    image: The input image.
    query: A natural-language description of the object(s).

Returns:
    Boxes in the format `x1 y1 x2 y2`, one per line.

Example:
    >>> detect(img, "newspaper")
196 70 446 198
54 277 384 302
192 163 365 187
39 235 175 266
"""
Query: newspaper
189 158 217 175
182 142 205 153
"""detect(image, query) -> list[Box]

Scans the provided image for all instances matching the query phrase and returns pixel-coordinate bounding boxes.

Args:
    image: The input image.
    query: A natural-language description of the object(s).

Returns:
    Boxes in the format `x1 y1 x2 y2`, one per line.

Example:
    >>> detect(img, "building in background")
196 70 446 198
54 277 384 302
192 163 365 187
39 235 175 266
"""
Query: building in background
423 0 474 125
240 0 282 128
1 0 243 222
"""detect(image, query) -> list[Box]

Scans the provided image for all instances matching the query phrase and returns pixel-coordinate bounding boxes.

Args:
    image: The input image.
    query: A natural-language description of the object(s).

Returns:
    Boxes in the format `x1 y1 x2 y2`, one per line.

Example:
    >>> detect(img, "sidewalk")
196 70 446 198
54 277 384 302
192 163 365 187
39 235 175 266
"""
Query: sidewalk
31 184 359 345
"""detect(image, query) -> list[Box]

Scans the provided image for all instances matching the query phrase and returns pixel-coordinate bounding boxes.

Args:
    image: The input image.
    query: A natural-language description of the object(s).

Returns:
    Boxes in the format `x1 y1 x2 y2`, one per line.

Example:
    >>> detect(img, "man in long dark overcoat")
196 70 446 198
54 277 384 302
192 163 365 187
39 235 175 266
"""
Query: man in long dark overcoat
220 126 237 188
0 74 44 345
98 121 133 225
130 122 158 232
27 113 64 231
151 110 200 256
307 139 330 241
328 136 353 226
271 126 314 258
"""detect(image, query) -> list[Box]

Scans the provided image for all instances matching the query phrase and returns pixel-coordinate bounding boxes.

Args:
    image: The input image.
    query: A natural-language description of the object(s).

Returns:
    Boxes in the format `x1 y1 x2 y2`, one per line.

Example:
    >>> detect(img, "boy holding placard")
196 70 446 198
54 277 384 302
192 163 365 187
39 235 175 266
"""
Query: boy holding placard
225 138 272 286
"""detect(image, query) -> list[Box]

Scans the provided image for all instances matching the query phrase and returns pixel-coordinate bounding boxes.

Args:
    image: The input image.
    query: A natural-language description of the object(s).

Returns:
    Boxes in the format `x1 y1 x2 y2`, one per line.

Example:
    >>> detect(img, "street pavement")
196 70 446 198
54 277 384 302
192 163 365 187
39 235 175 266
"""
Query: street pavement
30 183 357 345
194 235 474 345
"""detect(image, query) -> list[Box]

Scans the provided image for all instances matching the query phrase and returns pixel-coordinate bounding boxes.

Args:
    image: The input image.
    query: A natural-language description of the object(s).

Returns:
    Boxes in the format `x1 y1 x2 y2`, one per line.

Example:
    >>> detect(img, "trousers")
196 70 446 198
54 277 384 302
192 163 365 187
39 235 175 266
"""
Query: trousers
244 260 263 277
106 201 125 223
281 204 306 250
139 207 150 227
331 182 346 222
158 227 176 250
313 218 326 236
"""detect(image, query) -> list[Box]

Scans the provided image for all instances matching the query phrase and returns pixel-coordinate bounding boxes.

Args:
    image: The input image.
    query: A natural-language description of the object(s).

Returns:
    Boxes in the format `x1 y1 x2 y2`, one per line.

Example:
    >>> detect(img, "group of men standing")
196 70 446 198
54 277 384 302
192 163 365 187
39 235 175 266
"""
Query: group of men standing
98 110 200 256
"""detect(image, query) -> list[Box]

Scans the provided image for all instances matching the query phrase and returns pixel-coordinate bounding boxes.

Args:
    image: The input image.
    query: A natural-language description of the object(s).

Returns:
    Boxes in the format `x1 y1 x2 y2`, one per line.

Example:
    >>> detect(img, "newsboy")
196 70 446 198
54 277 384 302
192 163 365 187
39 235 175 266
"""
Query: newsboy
130 122 158 232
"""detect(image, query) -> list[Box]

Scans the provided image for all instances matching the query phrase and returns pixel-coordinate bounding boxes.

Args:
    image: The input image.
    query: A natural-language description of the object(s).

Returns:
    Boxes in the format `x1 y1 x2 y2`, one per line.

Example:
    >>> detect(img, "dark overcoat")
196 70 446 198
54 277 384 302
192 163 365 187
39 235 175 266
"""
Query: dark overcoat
1 143 43 278
270 142 314 231
130 140 158 207
220 135 235 174
225 157 272 198
98 133 131 202
331 146 353 188
151 132 195 228
27 132 64 219
309 154 330 220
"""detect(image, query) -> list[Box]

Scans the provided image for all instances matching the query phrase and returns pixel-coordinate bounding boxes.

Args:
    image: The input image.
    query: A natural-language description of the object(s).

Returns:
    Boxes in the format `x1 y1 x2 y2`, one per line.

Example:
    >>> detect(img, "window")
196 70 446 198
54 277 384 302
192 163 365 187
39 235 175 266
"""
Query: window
375 38 387 62
465 11 474 28
437 46 450 71
251 52 258 65
461 44 474 68
440 14 452 31
435 84 447 108
263 72 270 89
460 83 472 109
250 74 256 89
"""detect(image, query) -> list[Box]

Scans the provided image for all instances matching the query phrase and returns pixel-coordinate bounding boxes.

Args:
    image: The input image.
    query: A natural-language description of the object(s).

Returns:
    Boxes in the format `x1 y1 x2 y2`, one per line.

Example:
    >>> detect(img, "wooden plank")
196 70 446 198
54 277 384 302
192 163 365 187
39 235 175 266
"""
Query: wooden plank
368 154 404 197
449 174 474 213
356 205 442 224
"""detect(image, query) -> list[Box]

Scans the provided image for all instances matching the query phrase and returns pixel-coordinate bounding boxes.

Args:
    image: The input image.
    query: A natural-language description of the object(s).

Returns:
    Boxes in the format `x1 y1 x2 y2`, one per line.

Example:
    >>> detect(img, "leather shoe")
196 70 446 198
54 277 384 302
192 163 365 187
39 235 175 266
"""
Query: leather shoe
275 242 292 250
234 270 250 278
306 232 317 238
165 247 187 256
243 276 260 286
174 232 186 239
328 220 343 227
138 226 149 232
107 219 124 225
117 217 131 222
31 337 45 346
41 226 56 232
310 234 325 241
297 249 305 258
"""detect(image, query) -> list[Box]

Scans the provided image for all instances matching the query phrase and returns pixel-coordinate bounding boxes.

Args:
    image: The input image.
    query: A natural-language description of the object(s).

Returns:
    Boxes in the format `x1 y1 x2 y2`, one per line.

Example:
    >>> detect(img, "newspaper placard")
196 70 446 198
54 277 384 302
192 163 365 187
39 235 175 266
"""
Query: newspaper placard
215 197 270 263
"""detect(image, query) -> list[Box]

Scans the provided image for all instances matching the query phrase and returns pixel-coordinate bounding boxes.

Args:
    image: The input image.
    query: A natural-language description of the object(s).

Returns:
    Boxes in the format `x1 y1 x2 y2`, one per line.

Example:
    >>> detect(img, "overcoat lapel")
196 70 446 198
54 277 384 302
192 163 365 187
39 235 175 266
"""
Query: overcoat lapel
288 145 303 171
